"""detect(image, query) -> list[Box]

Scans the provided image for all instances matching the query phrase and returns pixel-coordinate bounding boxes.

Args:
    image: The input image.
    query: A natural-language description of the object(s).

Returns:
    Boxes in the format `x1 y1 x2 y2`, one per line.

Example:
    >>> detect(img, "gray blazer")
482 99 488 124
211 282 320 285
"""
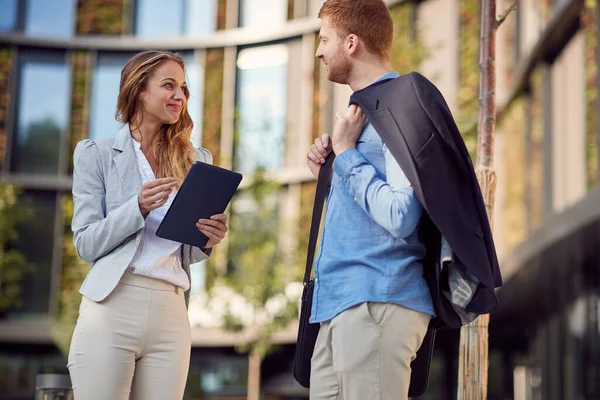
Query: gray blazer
72 124 212 307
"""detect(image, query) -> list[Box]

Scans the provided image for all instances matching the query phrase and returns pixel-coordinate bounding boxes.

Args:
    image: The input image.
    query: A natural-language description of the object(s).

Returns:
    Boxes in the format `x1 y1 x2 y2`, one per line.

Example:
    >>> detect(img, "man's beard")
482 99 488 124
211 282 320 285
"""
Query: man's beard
327 47 352 85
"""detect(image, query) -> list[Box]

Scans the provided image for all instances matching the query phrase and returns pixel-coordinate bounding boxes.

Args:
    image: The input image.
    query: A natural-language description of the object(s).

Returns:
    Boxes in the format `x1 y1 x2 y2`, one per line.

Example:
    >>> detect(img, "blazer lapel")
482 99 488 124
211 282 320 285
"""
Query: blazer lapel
113 124 142 197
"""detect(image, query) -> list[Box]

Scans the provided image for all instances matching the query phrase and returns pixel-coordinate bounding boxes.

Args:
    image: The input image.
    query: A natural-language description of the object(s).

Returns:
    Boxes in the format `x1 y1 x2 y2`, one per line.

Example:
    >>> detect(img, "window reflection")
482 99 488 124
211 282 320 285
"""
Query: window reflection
90 53 133 141
183 52 202 146
240 0 287 28
0 0 17 32
135 0 215 38
186 353 248 398
0 352 68 396
227 189 280 275
25 0 75 37
235 44 288 174
186 0 216 37
7 190 57 319
11 51 70 174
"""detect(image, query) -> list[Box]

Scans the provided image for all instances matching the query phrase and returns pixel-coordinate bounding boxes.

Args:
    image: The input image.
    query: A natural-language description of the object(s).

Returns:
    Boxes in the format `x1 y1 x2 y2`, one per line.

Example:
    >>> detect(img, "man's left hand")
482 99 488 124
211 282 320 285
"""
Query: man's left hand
332 104 366 155
196 214 228 248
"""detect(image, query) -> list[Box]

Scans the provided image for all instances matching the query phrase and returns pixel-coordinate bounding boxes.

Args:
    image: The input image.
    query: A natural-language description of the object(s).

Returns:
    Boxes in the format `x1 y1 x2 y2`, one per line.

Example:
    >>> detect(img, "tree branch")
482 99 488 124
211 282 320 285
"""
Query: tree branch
496 0 519 30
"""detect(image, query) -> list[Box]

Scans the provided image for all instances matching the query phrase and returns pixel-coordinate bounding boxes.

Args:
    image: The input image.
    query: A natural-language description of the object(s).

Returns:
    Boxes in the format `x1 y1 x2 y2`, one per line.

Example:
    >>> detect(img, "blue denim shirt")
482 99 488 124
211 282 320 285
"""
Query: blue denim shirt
310 72 435 323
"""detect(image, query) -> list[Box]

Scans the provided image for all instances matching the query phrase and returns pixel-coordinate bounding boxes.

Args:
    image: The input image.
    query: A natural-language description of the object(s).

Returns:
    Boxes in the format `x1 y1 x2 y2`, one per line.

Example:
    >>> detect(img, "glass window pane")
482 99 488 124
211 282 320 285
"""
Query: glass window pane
90 53 133 141
186 353 248 397
235 45 288 174
182 51 203 146
11 51 70 174
136 0 215 37
25 0 74 37
240 0 287 28
135 0 185 37
7 190 57 319
0 0 17 32
186 0 216 37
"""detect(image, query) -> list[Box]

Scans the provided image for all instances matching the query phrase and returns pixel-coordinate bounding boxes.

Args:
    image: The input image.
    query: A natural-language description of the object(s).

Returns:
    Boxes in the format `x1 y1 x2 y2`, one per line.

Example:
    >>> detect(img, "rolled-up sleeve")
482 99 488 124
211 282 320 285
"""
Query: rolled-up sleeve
71 140 145 263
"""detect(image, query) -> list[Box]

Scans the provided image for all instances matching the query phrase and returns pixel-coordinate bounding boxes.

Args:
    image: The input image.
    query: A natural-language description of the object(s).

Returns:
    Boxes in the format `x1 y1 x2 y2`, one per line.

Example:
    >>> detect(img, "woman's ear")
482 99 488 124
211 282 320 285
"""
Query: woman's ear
138 89 147 103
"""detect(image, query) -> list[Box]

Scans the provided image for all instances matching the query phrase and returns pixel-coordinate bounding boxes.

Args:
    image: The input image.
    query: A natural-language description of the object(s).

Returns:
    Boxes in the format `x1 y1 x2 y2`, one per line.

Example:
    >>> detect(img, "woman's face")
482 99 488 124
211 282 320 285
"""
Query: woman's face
138 60 188 125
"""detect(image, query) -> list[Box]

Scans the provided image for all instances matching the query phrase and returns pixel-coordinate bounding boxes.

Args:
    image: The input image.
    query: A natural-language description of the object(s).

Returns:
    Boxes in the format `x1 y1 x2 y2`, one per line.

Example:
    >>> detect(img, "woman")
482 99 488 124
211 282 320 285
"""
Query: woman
67 50 228 400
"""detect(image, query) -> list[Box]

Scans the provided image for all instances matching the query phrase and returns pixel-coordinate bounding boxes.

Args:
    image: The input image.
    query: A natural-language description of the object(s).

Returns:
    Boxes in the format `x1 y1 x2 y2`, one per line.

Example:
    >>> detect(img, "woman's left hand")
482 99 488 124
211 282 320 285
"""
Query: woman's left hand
196 214 228 248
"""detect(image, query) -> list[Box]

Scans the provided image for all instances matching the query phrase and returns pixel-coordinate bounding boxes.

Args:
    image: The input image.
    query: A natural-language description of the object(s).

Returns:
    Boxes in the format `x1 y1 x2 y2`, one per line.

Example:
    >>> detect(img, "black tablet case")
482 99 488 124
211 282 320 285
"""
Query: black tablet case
156 162 242 248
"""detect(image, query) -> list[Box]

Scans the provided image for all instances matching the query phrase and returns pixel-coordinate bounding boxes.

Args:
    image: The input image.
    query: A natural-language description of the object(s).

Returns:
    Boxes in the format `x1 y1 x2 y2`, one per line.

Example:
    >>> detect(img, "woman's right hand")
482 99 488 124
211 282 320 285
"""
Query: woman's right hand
138 177 177 217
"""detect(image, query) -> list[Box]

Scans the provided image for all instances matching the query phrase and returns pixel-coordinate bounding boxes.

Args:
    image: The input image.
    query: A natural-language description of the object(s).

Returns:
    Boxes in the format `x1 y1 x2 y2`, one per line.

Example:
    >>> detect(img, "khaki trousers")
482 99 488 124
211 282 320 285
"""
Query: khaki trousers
67 273 191 400
310 302 431 400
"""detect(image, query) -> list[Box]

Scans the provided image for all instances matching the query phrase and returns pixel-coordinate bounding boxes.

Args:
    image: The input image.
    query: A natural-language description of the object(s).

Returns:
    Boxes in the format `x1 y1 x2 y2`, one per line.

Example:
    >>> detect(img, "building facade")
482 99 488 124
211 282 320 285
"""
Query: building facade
489 0 600 399
1 0 599 399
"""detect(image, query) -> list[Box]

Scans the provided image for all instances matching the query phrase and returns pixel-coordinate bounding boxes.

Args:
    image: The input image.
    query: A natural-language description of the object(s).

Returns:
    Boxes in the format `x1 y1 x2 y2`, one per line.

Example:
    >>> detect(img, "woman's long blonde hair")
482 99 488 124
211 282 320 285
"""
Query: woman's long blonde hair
116 50 196 186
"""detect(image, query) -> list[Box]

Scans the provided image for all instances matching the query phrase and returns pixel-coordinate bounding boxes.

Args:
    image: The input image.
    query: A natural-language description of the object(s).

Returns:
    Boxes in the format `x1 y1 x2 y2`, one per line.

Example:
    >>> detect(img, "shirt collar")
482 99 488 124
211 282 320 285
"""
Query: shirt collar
371 71 399 85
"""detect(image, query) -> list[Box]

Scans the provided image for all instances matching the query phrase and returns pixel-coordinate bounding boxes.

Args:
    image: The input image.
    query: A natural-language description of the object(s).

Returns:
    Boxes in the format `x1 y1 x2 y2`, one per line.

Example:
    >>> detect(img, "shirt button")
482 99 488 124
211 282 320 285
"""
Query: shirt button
406 181 411 187
353 197 357 201
315 278 319 283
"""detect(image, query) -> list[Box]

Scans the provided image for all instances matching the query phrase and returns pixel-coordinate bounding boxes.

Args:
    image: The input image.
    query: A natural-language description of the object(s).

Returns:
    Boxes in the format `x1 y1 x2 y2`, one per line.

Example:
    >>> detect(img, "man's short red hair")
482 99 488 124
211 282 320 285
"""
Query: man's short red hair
318 0 393 60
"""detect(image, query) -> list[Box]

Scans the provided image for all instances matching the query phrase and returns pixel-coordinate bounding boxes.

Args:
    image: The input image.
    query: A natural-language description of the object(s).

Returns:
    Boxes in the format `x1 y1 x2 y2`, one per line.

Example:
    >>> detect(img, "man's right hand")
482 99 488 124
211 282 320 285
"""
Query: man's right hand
138 177 177 217
307 134 333 179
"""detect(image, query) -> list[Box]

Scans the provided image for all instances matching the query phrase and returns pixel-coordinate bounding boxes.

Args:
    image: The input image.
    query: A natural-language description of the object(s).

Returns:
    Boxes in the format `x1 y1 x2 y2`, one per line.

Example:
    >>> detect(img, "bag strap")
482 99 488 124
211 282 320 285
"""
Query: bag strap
303 153 335 285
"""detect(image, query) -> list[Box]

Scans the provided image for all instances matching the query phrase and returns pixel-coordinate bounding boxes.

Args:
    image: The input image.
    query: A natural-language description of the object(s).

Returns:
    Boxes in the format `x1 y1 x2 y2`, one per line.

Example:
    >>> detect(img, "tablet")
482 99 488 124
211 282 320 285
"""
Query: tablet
156 161 243 248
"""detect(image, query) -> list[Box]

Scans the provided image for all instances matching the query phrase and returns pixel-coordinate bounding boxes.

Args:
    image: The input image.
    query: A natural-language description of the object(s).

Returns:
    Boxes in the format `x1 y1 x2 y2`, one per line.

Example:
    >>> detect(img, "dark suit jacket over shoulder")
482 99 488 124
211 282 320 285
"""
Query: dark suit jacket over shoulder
350 72 502 329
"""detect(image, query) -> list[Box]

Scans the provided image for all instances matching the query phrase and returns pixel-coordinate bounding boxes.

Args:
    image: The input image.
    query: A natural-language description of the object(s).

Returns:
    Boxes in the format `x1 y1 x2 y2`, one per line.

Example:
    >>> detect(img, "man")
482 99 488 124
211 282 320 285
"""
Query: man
306 1 434 399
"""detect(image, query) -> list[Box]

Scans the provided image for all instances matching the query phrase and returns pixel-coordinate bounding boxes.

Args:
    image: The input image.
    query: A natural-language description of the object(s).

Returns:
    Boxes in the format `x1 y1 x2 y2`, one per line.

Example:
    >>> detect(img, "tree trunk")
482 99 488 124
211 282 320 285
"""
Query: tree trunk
457 0 499 398
247 351 262 400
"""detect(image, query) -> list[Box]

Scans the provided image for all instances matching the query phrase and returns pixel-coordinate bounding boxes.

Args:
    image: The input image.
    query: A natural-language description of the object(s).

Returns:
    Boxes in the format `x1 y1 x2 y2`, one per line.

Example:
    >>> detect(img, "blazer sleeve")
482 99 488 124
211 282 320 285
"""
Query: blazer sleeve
71 140 145 263
190 147 214 263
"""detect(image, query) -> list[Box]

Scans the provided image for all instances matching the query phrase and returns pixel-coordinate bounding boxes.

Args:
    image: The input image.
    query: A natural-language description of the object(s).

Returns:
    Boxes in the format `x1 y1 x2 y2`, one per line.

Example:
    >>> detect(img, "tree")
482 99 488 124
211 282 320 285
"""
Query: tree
0 184 33 312
15 118 62 174
457 1 518 399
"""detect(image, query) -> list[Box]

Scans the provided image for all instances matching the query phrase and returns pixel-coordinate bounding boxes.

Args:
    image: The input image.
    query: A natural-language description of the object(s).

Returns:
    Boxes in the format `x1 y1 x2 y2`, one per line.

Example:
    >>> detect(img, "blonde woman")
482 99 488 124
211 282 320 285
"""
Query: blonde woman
67 50 228 400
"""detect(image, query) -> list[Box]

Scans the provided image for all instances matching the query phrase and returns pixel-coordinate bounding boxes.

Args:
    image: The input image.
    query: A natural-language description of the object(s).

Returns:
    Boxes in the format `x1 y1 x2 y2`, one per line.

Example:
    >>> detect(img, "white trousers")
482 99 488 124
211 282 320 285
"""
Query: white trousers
310 302 431 400
67 272 191 400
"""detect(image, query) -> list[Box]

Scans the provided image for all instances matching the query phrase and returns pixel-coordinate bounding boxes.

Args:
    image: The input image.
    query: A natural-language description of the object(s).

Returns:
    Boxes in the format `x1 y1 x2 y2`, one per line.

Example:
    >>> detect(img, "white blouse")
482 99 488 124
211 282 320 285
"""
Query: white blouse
126 138 190 290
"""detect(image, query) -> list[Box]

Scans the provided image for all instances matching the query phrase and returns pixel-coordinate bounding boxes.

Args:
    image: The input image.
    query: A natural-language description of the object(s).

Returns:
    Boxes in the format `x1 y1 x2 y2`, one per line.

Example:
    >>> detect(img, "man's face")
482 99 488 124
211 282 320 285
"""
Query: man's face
315 17 352 85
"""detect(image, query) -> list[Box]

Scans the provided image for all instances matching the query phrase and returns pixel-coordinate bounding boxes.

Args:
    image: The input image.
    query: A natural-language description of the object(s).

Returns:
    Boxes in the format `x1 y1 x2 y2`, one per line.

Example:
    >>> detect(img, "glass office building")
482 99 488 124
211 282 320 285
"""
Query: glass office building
1 0 600 398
